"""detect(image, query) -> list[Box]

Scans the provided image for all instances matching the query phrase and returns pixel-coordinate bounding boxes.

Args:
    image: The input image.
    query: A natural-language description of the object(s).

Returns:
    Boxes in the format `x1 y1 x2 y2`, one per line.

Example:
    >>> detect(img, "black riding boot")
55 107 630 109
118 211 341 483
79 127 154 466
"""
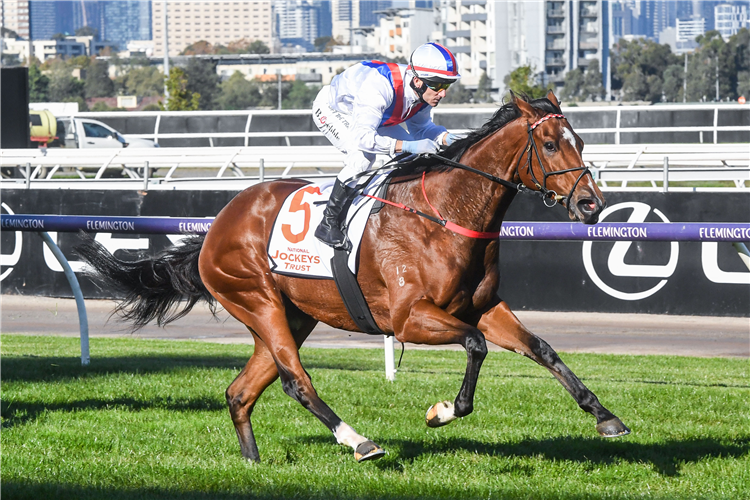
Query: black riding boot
315 179 354 250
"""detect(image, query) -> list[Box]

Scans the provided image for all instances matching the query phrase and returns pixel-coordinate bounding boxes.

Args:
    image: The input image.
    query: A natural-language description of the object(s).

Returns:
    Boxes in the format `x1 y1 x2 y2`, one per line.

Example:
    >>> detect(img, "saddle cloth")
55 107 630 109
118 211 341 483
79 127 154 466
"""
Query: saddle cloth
267 173 390 279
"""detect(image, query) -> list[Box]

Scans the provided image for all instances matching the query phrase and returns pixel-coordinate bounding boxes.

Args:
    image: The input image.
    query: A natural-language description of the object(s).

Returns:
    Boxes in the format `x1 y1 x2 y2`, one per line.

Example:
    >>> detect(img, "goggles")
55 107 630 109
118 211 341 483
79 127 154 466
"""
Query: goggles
423 80 452 92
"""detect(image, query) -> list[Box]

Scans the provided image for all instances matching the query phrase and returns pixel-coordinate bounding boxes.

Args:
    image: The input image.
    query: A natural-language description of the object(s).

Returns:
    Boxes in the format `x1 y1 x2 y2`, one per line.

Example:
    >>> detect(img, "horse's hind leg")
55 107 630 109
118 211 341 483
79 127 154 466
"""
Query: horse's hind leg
226 330 280 462
222 295 385 462
478 300 630 437
227 305 318 462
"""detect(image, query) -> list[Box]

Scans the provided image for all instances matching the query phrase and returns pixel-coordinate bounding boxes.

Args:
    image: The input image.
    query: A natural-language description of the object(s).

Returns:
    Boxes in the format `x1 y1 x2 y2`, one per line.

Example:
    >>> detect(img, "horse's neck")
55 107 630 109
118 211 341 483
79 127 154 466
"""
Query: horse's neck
423 122 527 235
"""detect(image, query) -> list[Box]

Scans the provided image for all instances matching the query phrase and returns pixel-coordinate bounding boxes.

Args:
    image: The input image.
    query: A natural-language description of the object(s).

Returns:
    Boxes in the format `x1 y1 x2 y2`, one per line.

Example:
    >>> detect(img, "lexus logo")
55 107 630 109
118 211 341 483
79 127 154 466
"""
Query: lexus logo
582 202 679 301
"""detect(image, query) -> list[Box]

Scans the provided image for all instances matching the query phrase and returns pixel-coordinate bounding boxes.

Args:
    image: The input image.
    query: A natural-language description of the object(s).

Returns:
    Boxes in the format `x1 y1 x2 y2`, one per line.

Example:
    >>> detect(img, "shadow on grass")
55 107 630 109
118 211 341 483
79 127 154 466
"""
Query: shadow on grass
0 355 250 384
367 435 749 477
1 395 226 429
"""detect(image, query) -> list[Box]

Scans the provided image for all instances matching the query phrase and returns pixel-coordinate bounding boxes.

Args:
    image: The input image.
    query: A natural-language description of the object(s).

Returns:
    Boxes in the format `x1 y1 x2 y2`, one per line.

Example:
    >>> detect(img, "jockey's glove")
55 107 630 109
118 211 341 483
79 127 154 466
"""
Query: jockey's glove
402 139 440 155
445 133 461 145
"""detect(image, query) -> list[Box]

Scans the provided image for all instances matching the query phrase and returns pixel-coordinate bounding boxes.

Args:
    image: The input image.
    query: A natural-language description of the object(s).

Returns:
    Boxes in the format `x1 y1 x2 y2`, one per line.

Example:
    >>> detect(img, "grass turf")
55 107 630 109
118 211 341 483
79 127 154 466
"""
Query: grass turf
2 334 748 500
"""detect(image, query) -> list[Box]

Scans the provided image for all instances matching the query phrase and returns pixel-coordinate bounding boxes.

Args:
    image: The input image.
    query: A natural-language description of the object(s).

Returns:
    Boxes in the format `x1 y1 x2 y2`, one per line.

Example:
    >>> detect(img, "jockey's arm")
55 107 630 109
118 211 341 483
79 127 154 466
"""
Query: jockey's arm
403 106 449 146
350 81 399 156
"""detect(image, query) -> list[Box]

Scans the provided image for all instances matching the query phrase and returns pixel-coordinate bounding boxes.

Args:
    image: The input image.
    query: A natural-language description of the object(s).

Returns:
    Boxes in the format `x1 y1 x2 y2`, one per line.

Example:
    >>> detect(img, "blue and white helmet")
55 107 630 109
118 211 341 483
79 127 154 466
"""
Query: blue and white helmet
408 42 461 83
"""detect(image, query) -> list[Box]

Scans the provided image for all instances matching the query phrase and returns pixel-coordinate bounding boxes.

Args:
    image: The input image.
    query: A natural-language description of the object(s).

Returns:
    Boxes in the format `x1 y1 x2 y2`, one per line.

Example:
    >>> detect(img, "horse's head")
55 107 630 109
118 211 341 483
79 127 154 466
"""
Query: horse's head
511 91 605 224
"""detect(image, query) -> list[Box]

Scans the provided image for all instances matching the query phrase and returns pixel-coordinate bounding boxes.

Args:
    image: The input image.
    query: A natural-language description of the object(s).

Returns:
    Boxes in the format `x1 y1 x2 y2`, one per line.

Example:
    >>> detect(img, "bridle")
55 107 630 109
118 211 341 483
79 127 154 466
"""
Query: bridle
361 111 596 239
516 113 593 212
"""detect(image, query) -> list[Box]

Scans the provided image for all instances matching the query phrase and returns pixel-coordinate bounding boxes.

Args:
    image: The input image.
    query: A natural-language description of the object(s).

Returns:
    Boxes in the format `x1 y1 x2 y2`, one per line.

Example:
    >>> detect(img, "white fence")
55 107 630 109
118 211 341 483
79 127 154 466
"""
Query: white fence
1 143 748 191
67 104 750 147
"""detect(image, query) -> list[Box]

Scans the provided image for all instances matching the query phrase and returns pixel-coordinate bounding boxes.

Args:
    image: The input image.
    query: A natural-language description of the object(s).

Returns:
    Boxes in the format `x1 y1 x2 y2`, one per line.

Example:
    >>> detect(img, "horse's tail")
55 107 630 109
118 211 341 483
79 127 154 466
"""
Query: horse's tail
75 233 216 331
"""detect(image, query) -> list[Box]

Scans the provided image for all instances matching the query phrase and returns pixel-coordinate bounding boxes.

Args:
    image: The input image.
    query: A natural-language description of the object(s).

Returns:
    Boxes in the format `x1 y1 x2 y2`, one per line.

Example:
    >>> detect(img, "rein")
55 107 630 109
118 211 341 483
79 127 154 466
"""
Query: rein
364 112 593 240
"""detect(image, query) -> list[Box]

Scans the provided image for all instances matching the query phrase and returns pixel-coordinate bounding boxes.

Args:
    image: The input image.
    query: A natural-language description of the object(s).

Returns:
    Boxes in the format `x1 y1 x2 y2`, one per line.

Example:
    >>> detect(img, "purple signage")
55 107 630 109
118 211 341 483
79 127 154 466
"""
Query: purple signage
2 215 749 242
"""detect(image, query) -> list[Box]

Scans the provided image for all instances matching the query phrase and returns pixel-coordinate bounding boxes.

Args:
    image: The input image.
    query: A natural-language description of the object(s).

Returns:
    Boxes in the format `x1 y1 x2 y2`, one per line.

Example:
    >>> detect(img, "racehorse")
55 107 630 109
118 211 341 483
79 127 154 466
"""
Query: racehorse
77 91 630 464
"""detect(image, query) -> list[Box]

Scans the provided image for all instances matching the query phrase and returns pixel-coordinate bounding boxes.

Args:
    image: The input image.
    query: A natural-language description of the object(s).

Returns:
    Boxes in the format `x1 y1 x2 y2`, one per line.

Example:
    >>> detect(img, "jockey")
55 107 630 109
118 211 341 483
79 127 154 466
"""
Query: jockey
312 42 462 249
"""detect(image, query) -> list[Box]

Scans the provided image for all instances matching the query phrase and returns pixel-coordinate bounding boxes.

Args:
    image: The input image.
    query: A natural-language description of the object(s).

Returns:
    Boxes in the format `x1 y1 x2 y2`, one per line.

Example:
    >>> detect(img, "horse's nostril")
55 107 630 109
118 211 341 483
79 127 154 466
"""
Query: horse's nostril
577 199 597 213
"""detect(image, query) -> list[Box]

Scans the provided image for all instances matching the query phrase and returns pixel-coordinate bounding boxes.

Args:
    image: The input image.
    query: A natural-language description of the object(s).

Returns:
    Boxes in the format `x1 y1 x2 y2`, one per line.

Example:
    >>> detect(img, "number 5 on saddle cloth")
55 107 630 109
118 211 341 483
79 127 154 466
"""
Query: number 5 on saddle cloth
266 169 397 335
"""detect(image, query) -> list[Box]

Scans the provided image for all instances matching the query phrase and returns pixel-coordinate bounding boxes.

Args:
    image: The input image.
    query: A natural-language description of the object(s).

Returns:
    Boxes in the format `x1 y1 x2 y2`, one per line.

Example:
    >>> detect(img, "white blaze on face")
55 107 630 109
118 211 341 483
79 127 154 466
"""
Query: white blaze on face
333 422 368 449
562 127 577 149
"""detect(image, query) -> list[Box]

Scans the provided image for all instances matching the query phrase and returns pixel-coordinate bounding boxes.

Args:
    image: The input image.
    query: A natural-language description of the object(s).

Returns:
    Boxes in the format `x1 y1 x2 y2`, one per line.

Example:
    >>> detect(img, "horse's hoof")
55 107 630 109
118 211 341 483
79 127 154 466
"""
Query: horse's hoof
596 417 631 438
354 440 385 462
426 401 457 428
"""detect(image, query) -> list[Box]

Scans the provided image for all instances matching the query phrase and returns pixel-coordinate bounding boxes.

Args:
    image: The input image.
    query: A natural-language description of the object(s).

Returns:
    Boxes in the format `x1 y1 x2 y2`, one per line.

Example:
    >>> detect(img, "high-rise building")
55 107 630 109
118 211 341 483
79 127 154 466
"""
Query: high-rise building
371 7 437 60
441 1 610 95
152 1 274 57
276 0 318 50
715 2 748 39
331 0 390 44
317 0 332 38
101 1 152 51
1 0 30 39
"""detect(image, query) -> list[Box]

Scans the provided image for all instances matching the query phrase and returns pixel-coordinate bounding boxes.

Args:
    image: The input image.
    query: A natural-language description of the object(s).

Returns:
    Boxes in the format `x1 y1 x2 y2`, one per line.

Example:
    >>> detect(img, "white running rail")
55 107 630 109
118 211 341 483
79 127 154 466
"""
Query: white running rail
2 143 748 191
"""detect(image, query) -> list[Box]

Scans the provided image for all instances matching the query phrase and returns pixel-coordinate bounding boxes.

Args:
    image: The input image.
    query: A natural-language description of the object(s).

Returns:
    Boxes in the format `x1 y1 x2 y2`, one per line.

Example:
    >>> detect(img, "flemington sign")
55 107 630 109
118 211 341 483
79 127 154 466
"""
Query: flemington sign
3 215 748 242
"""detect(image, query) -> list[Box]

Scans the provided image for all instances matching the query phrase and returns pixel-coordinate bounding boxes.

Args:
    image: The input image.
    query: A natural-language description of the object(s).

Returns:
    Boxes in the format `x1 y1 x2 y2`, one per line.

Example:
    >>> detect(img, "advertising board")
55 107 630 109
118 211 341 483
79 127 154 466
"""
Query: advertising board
1 189 748 316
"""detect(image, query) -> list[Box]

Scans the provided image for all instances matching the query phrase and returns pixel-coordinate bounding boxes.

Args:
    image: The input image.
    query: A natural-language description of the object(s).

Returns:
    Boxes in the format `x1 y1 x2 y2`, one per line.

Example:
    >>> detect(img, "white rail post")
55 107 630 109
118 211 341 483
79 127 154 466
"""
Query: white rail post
38 232 90 366
25 162 31 189
259 158 264 183
663 156 669 193
384 335 395 381
143 161 150 191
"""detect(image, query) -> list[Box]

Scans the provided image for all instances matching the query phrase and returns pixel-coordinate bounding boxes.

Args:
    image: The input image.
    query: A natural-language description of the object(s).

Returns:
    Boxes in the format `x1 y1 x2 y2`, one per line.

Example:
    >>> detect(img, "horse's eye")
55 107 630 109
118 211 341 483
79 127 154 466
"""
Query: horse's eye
544 141 556 152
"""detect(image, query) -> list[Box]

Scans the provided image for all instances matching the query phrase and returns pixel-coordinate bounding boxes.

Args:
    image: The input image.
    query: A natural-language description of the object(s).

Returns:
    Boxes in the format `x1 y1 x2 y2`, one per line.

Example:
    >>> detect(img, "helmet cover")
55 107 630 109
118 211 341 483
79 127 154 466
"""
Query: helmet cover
409 42 461 83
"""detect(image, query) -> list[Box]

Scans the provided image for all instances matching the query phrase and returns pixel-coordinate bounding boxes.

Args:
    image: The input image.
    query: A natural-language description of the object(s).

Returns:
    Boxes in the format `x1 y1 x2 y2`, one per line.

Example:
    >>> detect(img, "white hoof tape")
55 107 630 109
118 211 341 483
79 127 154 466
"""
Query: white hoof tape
425 401 457 428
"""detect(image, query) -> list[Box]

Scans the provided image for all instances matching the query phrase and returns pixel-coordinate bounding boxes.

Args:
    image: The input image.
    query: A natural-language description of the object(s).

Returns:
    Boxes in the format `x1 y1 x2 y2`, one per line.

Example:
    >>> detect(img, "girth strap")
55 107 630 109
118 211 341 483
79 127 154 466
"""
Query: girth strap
331 248 385 335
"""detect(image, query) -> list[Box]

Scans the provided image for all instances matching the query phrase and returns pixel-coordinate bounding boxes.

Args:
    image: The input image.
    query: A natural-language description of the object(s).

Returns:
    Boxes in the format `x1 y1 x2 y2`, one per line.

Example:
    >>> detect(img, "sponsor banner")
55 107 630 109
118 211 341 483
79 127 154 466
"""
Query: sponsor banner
1 215 214 234
1 189 748 316
498 193 750 317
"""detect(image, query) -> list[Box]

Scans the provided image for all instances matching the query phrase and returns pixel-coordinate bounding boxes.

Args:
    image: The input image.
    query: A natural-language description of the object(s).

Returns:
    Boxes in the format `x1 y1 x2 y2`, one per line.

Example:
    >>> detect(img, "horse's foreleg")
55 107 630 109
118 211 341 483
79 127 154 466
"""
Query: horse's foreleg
396 299 488 427
477 300 630 437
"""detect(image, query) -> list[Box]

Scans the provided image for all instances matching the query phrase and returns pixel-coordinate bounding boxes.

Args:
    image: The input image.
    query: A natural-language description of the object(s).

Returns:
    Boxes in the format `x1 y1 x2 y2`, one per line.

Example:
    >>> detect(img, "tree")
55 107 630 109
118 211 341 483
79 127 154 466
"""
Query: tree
160 67 200 111
84 59 115 98
75 26 98 38
662 64 685 102
442 82 472 104
183 58 221 110
218 71 262 109
475 71 493 102
28 63 50 102
246 40 270 54
1 27 19 38
283 80 320 109
582 59 604 101
119 66 164 97
612 38 679 103
314 36 332 52
685 30 739 101
52 33 67 40
502 65 550 100
182 40 214 55
560 67 584 102
48 60 85 102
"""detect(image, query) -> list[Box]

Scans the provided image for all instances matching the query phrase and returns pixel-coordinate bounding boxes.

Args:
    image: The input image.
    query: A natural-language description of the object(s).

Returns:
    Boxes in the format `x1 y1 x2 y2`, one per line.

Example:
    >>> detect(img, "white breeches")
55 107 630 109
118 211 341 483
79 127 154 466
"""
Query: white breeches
312 86 416 184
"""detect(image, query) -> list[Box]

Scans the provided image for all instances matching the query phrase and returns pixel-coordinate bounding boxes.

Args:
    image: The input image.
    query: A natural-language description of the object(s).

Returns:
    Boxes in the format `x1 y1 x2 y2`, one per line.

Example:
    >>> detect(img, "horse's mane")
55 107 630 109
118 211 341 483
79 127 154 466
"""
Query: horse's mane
390 94 562 177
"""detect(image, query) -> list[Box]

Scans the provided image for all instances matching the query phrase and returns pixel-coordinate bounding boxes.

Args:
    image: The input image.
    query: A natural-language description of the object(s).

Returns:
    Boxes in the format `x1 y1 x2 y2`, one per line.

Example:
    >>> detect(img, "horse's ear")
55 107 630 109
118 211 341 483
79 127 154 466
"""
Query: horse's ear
546 90 561 110
514 93 536 118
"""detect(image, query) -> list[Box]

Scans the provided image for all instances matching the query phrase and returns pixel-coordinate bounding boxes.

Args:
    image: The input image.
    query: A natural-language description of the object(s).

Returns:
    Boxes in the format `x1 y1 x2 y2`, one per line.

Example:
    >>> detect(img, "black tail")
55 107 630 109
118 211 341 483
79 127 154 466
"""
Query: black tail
75 232 216 331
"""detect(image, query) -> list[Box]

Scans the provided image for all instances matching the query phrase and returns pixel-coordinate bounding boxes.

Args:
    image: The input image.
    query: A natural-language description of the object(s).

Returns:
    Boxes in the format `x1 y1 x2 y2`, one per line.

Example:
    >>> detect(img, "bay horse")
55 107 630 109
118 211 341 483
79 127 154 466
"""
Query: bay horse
77 91 630 464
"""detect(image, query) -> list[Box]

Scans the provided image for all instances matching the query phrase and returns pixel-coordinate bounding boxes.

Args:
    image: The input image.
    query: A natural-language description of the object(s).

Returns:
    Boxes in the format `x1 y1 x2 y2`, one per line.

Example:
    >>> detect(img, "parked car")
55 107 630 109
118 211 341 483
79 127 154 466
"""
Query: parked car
27 111 157 149
52 116 158 149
